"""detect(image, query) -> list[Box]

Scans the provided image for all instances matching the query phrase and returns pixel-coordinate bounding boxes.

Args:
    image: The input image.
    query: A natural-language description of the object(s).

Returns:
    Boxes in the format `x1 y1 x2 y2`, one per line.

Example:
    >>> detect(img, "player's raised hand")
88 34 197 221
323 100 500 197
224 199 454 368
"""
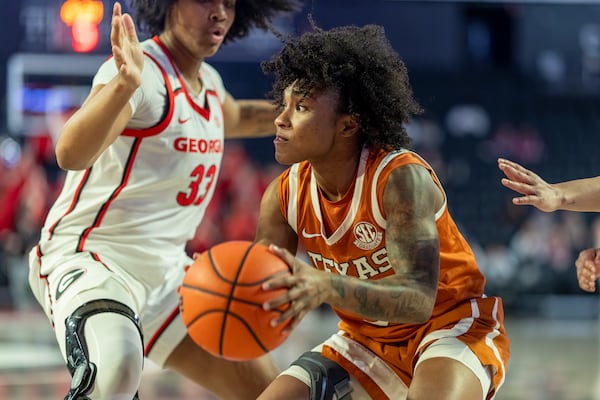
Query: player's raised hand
111 2 143 90
575 248 600 292
498 158 563 212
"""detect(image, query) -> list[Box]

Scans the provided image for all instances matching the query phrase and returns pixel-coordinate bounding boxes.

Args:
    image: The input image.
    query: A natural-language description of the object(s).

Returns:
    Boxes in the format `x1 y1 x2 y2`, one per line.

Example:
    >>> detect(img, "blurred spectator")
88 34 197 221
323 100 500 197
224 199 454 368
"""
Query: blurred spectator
446 104 491 139
0 136 52 309
479 123 544 164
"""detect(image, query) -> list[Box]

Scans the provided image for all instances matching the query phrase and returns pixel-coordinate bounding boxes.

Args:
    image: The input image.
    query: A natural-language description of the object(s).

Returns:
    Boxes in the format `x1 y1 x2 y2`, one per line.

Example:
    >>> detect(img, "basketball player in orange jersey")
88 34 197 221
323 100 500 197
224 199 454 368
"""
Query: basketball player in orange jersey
253 24 510 400
498 157 600 293
27 1 298 399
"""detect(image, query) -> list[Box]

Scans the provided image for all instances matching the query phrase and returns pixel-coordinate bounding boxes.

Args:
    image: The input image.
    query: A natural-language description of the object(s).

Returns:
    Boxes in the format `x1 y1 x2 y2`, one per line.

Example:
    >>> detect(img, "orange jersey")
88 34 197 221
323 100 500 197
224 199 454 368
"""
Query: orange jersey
278 146 510 398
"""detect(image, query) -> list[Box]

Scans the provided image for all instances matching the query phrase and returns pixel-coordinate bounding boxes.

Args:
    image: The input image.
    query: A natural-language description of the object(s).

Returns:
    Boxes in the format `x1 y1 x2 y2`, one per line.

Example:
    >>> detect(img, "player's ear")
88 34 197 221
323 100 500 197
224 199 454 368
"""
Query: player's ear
339 113 360 138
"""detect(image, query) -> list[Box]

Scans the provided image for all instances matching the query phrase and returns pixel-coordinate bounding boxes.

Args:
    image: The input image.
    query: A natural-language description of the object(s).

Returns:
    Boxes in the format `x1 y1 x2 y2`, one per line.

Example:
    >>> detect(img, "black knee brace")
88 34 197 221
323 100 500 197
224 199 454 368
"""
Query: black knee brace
291 351 353 400
63 299 143 400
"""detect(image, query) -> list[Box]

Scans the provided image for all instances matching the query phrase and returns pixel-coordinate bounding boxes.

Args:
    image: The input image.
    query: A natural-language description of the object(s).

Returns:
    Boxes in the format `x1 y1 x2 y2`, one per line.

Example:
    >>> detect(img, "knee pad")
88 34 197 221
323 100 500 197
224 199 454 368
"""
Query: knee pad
63 299 142 400
291 351 352 400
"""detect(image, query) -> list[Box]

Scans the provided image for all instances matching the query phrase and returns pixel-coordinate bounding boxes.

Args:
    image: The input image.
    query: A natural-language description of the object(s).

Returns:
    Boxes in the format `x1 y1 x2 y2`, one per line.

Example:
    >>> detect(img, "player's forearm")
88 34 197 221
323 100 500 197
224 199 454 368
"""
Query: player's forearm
554 177 600 212
56 79 135 170
326 274 436 324
226 100 278 138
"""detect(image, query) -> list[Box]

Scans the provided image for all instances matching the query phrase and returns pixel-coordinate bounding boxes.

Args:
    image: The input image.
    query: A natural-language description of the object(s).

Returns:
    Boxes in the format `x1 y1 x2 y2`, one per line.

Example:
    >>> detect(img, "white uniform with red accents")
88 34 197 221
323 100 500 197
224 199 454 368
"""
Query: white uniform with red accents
28 37 226 364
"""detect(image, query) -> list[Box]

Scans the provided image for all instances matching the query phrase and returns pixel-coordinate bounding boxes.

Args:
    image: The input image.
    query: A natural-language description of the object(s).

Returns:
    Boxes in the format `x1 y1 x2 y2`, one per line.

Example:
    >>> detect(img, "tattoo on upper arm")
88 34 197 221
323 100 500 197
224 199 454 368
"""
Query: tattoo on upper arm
327 166 442 322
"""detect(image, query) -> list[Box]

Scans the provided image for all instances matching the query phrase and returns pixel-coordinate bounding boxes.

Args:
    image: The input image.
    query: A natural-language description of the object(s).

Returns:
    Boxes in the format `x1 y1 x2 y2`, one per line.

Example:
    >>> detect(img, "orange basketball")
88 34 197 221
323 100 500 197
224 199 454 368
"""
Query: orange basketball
179 240 293 361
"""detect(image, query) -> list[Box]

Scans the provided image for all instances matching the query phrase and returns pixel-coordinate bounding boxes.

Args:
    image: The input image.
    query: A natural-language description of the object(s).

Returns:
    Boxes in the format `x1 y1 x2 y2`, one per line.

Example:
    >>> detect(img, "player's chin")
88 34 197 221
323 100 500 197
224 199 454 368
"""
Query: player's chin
197 40 223 58
274 150 296 166
203 45 221 58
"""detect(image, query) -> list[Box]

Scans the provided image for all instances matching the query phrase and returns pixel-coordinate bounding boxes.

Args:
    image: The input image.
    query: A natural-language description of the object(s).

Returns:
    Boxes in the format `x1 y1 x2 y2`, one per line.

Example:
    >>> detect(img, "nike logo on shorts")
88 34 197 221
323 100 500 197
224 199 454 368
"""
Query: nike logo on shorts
55 268 85 300
301 228 322 239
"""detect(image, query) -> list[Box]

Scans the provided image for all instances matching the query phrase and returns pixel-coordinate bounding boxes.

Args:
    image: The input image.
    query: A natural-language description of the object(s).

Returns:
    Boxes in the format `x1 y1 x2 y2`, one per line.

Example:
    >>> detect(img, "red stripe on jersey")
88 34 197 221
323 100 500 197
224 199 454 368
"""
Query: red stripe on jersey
46 168 92 241
200 72 224 122
76 139 142 252
33 245 48 280
152 36 216 121
90 251 112 271
122 51 176 138
201 71 222 103
144 306 180 356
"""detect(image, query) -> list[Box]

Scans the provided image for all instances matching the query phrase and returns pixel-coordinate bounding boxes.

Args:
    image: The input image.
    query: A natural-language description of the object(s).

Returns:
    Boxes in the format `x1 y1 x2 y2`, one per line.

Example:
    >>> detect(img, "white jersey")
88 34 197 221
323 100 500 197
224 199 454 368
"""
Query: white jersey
37 37 226 278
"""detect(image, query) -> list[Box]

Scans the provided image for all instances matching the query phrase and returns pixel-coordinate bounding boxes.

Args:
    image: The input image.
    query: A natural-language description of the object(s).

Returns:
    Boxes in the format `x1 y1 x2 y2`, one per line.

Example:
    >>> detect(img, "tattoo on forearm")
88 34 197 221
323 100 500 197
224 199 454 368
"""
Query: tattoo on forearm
386 239 439 320
413 243 439 288
355 284 368 312
331 275 346 298
335 239 439 323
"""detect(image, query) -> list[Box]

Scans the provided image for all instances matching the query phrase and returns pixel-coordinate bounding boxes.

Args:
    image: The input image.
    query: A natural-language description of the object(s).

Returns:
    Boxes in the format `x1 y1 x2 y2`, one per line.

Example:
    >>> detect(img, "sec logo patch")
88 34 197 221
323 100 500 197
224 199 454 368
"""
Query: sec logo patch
353 222 382 250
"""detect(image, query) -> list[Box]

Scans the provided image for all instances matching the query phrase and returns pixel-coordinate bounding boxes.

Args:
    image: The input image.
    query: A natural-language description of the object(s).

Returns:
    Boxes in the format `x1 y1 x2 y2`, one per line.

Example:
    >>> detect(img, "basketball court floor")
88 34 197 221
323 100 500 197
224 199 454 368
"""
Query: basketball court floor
1 304 598 400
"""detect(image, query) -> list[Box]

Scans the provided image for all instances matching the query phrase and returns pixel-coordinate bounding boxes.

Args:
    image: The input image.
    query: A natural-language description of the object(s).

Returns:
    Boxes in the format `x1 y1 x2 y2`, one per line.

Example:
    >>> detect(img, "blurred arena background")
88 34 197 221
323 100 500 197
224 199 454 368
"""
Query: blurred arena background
2 0 600 399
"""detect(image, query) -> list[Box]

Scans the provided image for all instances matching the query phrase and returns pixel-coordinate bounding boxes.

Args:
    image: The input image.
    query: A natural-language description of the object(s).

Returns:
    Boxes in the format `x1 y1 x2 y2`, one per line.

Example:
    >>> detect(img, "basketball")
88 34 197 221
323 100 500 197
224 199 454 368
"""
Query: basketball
178 240 293 361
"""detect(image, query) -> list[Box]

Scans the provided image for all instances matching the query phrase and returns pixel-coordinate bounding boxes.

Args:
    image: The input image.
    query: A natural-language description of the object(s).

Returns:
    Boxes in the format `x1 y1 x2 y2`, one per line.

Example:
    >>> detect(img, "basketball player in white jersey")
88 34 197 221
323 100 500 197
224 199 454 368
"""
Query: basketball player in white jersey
27 1 298 399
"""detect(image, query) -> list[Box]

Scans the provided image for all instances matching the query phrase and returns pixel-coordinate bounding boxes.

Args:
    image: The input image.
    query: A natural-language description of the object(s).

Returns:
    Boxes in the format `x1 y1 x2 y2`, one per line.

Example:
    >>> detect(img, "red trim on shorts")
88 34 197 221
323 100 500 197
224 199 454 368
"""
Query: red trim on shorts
32 245 54 327
90 252 112 271
144 306 180 357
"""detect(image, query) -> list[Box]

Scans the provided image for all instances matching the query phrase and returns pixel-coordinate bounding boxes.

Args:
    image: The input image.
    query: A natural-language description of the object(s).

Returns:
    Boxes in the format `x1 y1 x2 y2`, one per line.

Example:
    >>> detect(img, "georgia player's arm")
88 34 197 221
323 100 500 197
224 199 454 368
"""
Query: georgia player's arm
56 84 134 170
498 158 600 212
222 94 279 139
255 178 298 254
55 3 142 171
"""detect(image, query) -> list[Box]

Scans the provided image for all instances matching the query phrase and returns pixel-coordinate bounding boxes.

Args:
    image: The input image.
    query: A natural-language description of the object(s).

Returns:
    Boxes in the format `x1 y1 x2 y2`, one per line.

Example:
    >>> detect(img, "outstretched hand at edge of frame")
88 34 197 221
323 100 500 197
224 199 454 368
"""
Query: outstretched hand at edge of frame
498 158 564 213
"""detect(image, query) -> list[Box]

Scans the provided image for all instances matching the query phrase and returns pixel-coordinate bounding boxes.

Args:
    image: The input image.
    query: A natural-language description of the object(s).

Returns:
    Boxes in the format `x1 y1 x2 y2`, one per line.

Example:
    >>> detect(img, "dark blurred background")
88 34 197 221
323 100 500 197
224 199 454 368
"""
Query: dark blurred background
2 0 600 318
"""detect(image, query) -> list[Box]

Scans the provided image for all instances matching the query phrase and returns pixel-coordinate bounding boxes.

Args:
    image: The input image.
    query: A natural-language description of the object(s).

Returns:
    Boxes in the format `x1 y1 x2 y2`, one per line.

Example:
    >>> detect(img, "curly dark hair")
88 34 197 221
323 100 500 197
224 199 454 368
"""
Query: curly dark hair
261 23 423 150
128 0 300 43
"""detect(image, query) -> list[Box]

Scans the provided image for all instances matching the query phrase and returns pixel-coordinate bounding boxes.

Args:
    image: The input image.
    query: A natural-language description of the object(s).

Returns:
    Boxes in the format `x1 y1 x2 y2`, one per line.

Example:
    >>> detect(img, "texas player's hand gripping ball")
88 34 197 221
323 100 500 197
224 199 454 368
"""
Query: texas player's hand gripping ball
179 240 293 361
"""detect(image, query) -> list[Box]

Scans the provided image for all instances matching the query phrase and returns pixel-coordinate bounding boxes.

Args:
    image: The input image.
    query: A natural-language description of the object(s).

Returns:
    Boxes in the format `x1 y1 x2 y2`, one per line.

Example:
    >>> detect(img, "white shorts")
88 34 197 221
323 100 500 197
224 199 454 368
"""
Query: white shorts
281 332 493 400
28 248 190 367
